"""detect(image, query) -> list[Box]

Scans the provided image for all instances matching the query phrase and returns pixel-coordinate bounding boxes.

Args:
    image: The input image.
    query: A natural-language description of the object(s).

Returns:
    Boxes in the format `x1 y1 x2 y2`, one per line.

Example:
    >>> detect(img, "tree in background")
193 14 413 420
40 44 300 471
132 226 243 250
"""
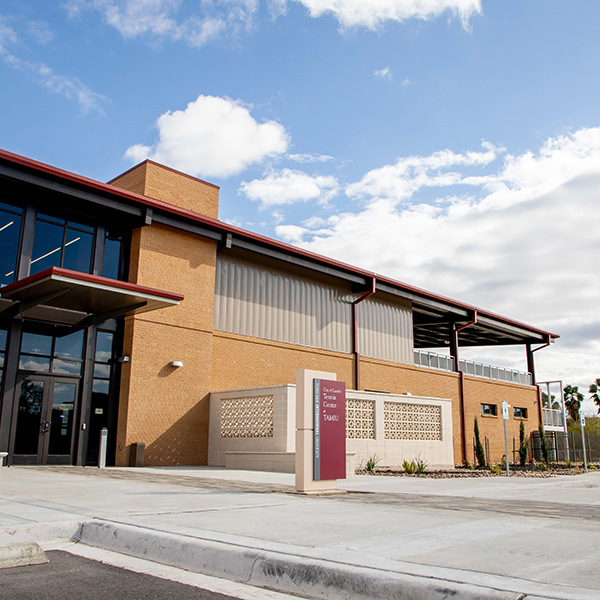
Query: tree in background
590 378 600 415
474 417 486 467
563 385 584 421
519 420 528 466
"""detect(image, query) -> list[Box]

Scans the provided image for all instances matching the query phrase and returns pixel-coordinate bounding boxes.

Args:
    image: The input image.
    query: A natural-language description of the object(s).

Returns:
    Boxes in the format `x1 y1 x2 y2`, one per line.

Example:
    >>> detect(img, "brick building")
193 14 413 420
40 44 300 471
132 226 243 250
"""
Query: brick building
0 148 558 468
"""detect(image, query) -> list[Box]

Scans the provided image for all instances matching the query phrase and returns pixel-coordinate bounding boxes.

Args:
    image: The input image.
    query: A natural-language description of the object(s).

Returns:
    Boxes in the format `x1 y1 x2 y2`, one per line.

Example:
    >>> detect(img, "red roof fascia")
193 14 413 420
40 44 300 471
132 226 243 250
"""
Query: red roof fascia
0 267 184 302
0 148 558 339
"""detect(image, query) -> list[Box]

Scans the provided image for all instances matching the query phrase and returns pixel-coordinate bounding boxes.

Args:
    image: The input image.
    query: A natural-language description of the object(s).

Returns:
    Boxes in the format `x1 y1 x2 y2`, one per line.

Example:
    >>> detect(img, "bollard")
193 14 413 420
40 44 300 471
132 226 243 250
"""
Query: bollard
98 427 108 469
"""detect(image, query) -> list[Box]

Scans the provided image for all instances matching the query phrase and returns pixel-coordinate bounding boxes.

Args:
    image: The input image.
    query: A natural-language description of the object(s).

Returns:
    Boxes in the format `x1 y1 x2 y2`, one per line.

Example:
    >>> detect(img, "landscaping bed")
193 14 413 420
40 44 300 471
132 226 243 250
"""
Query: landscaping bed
355 463 598 478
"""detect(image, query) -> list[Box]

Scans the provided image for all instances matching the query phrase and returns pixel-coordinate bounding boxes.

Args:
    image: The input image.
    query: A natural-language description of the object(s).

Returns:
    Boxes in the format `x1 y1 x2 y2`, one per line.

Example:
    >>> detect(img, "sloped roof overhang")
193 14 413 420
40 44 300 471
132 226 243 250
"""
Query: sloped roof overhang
0 267 183 327
0 148 558 347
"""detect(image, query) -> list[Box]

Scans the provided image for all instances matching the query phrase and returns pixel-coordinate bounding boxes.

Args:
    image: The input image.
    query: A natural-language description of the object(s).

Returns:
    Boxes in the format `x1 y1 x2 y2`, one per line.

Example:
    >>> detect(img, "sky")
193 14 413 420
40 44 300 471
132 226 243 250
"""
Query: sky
1 1 599 413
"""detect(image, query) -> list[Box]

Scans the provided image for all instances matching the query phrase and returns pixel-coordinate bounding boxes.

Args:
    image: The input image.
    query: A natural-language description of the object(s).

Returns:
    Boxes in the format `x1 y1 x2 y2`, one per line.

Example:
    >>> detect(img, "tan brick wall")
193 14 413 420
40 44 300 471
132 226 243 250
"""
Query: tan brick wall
116 224 217 466
109 162 148 196
212 333 541 466
212 331 355 391
110 161 219 218
464 377 538 465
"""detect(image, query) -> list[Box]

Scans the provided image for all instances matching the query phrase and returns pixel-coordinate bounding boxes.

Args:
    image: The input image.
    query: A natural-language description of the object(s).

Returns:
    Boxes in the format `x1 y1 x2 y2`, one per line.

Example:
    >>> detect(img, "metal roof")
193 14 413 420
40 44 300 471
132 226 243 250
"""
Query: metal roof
0 148 559 348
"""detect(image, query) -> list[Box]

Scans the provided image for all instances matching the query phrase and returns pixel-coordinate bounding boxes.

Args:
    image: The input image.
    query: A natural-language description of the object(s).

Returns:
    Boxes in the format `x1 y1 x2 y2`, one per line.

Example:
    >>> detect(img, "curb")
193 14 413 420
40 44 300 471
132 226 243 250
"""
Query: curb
79 520 528 600
0 542 48 569
0 520 84 547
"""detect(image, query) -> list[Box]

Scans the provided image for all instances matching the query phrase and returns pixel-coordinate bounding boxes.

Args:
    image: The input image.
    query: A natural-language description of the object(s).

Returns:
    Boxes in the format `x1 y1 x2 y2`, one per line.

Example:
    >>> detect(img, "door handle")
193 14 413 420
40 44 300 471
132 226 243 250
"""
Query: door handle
40 421 51 434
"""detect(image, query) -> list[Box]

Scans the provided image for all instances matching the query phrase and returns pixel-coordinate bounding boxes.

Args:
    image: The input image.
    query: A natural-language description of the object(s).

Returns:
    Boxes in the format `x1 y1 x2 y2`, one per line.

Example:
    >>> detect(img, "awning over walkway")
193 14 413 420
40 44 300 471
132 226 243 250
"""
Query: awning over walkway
0 267 183 326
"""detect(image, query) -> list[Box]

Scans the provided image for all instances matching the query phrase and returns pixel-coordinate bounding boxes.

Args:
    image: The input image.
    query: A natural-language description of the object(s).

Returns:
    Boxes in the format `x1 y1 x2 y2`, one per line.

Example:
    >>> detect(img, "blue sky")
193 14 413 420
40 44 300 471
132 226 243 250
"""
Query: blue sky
2 1 600 412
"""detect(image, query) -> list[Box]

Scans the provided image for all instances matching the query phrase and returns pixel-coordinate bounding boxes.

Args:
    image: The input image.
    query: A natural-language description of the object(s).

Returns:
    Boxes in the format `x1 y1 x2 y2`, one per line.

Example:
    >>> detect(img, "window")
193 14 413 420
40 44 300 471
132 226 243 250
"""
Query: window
102 230 122 280
481 403 497 416
0 202 23 287
30 214 94 276
514 407 528 419
0 329 6 387
19 330 85 376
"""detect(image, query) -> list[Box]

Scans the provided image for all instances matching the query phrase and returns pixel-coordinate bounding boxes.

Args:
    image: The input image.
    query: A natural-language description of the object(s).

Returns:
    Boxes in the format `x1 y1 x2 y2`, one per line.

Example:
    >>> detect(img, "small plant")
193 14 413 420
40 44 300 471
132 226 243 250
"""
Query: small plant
537 461 547 471
519 421 528 466
490 464 500 474
414 455 428 474
538 422 550 464
565 459 573 468
474 417 486 467
468 462 476 470
501 455 507 471
590 465 598 470
403 459 417 474
364 455 380 472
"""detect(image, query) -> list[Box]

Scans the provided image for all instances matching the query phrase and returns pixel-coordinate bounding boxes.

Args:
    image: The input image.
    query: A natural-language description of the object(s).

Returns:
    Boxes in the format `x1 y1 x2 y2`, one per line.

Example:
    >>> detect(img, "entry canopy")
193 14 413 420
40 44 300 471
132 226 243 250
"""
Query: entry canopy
0 267 184 327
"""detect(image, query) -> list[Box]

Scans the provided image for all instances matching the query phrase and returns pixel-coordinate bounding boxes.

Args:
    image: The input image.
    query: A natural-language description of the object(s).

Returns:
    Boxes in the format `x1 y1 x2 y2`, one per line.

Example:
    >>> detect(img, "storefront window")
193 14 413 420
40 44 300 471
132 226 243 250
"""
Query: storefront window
102 230 122 280
0 329 6 388
30 214 94 276
0 203 23 287
19 330 84 376
87 330 114 464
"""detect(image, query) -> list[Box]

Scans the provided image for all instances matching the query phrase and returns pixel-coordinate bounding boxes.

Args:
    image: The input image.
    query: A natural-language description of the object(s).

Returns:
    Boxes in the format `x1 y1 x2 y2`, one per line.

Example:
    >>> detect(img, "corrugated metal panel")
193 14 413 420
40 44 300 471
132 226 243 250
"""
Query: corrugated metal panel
357 296 413 364
214 255 352 353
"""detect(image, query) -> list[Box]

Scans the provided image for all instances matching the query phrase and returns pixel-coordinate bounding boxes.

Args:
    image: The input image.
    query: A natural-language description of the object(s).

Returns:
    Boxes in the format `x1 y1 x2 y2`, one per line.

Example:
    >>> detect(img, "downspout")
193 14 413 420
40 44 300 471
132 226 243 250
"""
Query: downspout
454 311 478 465
352 277 376 390
529 335 552 426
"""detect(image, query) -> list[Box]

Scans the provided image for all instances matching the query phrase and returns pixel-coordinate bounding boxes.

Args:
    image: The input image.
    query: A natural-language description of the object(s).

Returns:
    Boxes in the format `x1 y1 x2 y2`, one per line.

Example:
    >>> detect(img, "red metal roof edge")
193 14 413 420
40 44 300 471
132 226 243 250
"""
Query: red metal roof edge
107 159 220 190
0 266 184 302
0 148 558 340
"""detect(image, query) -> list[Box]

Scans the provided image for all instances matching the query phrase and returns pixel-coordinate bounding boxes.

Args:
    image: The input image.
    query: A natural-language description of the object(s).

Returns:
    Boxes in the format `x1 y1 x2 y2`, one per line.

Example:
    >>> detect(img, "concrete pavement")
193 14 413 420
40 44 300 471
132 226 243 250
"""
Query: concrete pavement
1 465 599 599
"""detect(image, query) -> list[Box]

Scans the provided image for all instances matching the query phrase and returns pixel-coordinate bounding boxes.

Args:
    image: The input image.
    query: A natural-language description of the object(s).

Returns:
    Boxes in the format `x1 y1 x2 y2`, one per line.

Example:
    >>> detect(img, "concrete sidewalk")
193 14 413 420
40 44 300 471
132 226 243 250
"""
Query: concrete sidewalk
1 466 599 600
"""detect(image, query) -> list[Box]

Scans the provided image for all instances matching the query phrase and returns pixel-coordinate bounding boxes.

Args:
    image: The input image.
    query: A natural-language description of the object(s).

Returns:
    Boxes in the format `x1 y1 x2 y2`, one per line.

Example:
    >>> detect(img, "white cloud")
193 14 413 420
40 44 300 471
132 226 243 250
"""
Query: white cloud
289 0 482 30
124 94 290 178
64 0 257 47
280 128 600 397
27 21 55 44
0 17 107 114
240 168 339 207
374 66 392 81
346 141 502 202
276 224 306 243
287 152 334 163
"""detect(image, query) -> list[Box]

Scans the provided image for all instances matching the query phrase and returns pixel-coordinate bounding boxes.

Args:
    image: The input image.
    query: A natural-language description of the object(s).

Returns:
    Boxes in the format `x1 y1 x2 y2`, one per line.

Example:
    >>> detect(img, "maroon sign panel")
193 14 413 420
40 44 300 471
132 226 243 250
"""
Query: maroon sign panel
313 379 346 480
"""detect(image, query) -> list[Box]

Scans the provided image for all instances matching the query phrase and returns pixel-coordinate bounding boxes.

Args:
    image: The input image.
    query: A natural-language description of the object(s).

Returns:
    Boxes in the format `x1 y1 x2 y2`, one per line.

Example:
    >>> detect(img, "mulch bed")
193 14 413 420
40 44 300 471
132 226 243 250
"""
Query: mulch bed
356 464 599 478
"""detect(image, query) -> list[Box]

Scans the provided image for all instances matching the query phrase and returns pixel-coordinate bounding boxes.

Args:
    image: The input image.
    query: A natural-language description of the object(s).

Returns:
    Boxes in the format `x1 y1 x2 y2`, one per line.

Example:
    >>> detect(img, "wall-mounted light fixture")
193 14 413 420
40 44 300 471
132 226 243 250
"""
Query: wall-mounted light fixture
118 356 131 363
170 361 183 368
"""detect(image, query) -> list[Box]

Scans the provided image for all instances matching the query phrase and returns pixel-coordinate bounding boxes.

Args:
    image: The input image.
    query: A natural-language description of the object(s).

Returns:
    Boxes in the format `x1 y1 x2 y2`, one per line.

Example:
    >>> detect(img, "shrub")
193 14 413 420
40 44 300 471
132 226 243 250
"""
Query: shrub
474 417 486 467
364 455 380 472
403 459 416 474
490 464 500 474
519 421 528 466
414 455 428 474
565 459 573 468
501 455 507 471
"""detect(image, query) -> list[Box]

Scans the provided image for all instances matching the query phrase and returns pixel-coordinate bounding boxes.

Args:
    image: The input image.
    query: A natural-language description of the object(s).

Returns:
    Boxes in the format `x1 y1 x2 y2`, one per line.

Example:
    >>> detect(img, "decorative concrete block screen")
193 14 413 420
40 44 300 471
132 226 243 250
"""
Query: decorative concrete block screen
220 395 274 438
209 386 454 472
383 402 442 441
346 399 375 439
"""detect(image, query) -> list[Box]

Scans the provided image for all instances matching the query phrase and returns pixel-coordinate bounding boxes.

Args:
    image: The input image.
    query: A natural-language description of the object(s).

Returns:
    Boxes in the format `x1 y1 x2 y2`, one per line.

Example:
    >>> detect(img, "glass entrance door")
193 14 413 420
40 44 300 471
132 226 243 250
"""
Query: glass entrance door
12 375 79 465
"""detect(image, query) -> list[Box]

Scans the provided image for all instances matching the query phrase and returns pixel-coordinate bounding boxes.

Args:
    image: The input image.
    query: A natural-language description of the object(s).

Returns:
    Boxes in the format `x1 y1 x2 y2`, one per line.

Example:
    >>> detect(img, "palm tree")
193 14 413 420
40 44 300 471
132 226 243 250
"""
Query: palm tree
563 385 584 421
590 378 600 415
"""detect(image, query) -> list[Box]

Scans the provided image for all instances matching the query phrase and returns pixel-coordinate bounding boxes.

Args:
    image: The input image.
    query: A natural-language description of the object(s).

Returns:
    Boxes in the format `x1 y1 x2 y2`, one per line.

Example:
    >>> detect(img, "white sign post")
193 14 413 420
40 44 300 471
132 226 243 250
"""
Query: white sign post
502 401 510 477
581 414 588 473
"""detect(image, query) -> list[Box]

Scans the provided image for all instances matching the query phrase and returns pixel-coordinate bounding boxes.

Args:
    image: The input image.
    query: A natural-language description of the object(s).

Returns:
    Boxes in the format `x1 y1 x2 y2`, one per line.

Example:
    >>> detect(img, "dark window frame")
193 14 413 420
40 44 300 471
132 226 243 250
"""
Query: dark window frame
481 403 498 416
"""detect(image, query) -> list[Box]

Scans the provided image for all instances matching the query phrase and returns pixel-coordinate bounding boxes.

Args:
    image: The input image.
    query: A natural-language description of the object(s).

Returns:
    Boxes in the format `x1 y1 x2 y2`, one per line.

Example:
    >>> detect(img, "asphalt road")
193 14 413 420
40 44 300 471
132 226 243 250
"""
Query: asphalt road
0 550 240 600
